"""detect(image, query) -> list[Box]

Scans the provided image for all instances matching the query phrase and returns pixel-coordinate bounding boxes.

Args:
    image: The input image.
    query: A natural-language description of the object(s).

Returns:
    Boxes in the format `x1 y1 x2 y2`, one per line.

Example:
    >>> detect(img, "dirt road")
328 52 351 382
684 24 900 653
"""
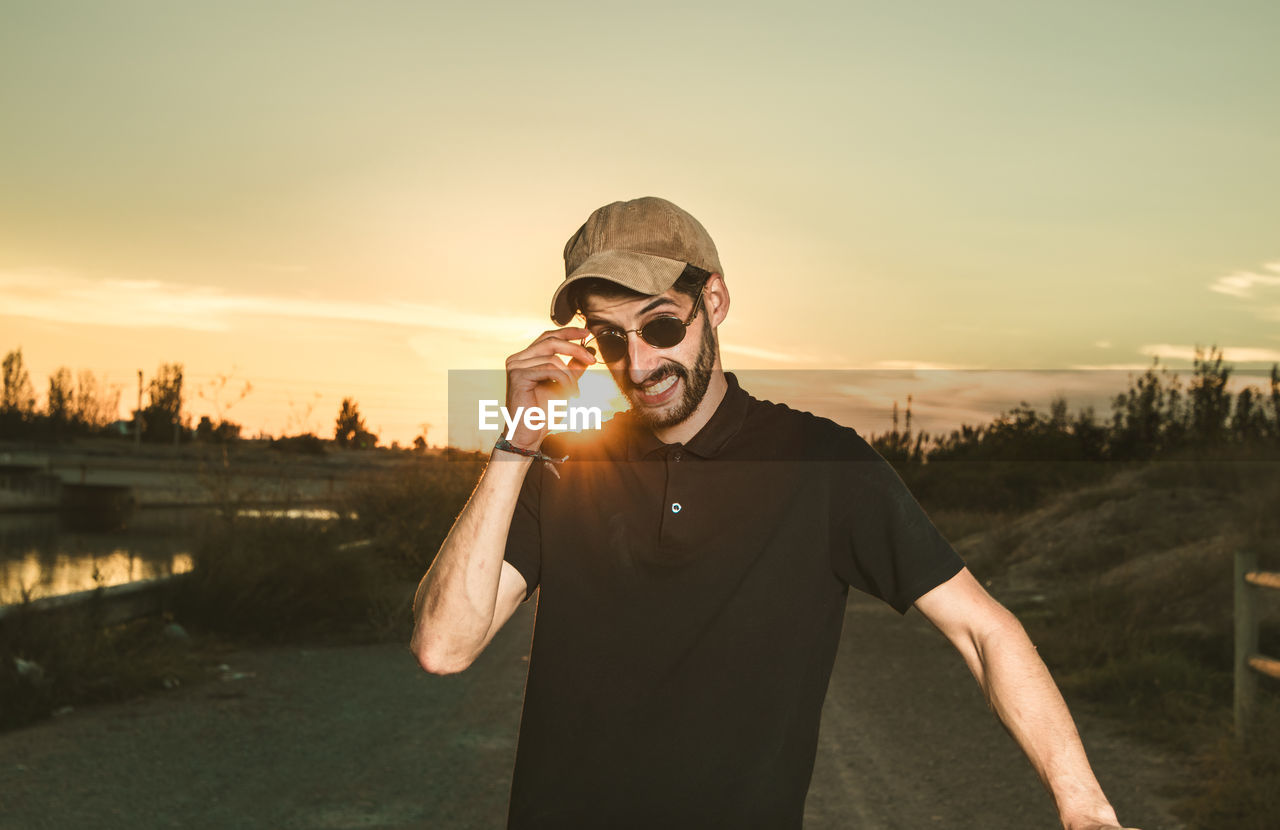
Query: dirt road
0 595 1185 829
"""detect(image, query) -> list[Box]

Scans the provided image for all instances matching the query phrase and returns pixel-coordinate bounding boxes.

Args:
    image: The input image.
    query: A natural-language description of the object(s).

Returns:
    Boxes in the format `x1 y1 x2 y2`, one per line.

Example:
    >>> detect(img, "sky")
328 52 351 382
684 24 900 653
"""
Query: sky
2 1 1279 447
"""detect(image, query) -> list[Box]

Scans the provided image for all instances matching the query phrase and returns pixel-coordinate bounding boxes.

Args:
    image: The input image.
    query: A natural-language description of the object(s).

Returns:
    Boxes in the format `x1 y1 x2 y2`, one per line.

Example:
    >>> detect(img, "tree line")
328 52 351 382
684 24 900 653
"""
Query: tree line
0 347 400 451
871 344 1280 465
2 348 124 440
5 343 1277 459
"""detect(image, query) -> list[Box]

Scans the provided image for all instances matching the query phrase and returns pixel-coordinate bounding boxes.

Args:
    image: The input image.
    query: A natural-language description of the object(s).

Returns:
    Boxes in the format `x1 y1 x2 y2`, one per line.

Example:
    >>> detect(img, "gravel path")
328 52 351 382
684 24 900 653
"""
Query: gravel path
0 595 1185 829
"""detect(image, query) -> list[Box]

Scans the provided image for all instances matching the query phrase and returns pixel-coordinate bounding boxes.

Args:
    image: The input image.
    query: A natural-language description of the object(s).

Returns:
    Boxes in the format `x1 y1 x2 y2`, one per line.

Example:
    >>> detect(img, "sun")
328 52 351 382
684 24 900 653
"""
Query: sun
554 367 628 434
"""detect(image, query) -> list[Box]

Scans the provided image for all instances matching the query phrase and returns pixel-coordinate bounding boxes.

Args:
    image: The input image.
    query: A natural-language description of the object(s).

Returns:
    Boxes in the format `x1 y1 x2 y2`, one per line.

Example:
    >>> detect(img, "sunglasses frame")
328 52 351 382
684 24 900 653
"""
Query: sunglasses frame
582 279 709 364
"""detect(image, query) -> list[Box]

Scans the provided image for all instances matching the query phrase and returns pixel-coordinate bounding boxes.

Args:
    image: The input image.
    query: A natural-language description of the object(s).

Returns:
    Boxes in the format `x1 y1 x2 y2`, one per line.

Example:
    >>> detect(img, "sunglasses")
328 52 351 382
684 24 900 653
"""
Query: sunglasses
582 284 708 364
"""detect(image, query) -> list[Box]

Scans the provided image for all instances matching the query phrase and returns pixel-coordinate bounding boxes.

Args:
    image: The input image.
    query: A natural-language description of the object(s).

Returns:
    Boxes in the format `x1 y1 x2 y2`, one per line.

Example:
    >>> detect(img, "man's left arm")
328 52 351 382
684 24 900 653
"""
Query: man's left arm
912 567 1139 830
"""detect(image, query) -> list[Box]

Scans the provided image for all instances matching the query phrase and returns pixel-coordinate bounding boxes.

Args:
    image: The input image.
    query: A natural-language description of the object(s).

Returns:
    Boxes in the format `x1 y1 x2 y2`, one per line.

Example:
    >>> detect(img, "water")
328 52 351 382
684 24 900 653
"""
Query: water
0 506 350 607
0 508 205 606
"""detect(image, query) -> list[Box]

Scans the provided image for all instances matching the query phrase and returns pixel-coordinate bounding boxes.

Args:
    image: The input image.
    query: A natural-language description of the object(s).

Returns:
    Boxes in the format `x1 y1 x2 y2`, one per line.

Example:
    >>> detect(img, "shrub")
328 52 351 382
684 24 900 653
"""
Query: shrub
341 456 486 580
171 514 385 642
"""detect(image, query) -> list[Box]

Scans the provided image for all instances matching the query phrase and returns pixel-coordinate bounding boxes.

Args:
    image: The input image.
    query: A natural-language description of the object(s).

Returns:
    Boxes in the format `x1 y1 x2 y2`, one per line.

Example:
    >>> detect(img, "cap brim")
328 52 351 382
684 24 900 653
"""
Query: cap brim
549 250 688 325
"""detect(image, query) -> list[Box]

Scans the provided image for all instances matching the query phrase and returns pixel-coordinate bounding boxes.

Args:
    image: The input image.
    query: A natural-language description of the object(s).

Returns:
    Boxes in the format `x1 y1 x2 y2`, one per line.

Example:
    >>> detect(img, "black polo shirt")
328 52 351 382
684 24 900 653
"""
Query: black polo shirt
501 372 964 829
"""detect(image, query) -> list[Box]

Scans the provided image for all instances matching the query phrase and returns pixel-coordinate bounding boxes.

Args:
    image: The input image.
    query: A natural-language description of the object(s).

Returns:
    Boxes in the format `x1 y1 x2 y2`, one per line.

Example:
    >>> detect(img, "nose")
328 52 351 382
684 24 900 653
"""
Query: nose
626 331 664 385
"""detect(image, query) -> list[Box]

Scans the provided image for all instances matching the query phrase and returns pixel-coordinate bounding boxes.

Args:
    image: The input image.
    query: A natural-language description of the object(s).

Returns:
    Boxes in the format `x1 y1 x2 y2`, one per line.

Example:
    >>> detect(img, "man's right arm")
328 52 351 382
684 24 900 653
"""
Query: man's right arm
409 325 594 675
409 452 533 675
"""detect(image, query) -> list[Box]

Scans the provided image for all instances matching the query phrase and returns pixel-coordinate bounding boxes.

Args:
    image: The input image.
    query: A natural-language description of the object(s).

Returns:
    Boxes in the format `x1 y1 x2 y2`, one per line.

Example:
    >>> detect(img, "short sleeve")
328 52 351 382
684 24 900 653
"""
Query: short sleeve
830 435 965 614
503 457 543 603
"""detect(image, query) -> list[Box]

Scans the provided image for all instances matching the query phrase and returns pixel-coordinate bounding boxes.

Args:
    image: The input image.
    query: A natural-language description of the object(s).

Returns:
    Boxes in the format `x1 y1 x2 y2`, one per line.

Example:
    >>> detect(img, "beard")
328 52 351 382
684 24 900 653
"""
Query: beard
622 318 717 431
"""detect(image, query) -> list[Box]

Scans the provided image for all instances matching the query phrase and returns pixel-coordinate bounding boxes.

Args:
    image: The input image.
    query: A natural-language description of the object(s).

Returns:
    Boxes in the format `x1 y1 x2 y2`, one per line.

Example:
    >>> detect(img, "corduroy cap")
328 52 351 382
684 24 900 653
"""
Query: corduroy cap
550 196 722 325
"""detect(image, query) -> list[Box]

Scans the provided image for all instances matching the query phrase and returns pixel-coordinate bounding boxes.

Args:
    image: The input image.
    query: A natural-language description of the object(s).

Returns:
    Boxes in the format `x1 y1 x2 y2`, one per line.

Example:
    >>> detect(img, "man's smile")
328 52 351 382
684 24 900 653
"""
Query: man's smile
632 371 681 406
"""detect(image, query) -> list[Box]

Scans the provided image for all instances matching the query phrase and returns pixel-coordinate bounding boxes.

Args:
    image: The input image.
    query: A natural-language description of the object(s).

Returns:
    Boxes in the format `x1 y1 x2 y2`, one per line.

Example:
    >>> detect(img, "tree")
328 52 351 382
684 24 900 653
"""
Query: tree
46 367 74 427
1230 387 1270 444
335 397 377 449
2 348 36 415
72 370 121 430
142 363 185 443
196 414 241 443
1271 364 1280 442
1108 357 1176 459
1187 344 1231 445
1 348 37 438
871 395 928 465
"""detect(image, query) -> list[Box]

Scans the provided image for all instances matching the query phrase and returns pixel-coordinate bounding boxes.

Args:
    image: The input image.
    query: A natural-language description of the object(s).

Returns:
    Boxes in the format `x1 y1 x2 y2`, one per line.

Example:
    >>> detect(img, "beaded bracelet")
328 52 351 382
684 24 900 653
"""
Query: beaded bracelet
494 437 569 479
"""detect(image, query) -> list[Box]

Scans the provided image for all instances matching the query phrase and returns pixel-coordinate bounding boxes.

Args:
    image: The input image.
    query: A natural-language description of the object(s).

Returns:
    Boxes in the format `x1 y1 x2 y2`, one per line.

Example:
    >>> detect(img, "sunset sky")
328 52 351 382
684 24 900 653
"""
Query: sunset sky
3 2 1278 447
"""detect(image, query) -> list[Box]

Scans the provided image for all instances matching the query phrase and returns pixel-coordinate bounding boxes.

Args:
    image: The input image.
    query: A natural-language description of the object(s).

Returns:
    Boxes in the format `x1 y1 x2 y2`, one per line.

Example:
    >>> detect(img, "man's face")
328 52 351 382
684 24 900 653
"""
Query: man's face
580 286 717 431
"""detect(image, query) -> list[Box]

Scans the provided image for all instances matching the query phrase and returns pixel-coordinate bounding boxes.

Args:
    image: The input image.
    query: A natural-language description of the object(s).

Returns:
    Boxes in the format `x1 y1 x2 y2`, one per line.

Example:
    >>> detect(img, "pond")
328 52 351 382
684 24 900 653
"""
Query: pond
0 506 344 607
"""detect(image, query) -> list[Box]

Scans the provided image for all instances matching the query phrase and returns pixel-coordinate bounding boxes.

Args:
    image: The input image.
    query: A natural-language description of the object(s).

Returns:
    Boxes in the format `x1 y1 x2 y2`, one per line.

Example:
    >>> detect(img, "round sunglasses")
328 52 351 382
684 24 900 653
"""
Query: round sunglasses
582 286 707 364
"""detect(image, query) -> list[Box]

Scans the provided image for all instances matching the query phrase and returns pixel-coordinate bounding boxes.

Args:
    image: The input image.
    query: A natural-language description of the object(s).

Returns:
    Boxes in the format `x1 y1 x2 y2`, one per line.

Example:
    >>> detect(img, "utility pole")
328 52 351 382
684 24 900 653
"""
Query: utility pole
135 370 143 451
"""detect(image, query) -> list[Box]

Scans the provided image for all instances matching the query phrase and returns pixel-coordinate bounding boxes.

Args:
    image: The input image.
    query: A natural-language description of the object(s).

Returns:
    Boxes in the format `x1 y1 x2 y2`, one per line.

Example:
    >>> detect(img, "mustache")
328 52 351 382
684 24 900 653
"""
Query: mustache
625 363 687 393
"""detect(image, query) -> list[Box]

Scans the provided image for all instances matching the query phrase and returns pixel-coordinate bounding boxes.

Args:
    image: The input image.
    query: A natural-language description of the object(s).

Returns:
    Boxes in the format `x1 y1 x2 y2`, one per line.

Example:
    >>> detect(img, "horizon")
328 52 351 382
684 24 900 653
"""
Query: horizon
3 343 1276 453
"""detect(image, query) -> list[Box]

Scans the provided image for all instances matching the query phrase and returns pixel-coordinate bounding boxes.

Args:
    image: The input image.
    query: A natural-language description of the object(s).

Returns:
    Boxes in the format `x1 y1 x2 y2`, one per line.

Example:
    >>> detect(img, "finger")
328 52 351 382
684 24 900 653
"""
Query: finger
530 336 597 364
542 367 581 400
511 362 578 399
566 356 592 382
511 359 580 399
514 337 597 367
507 354 583 373
530 327 591 348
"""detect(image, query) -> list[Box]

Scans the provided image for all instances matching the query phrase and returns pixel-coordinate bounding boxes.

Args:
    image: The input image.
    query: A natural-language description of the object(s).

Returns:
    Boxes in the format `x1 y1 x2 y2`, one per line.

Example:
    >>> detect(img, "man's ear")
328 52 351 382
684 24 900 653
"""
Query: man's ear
705 272 729 327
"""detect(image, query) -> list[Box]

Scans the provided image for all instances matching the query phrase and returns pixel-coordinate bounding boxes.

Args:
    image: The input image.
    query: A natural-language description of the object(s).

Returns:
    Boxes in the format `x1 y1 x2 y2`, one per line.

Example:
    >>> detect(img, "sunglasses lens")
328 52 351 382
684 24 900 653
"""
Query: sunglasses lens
593 332 629 363
640 317 686 349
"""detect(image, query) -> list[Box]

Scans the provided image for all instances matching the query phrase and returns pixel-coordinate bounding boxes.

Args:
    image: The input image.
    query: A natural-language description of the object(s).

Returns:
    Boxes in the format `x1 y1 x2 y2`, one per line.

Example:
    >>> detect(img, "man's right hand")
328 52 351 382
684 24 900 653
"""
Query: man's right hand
503 326 596 450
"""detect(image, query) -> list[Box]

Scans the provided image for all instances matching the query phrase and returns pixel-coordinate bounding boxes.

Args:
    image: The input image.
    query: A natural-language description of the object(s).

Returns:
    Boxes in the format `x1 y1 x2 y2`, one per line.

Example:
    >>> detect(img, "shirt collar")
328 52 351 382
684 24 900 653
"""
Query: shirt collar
625 372 751 461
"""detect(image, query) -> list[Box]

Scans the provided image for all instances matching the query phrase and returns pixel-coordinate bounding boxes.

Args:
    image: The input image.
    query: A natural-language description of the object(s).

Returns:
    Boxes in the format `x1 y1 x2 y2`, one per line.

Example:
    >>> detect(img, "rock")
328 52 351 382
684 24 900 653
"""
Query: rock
13 657 45 684
161 622 190 644
220 671 256 682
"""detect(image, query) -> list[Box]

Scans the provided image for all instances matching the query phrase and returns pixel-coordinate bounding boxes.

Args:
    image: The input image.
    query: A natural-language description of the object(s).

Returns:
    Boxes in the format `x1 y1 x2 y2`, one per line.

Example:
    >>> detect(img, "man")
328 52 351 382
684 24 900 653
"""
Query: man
411 197 1136 829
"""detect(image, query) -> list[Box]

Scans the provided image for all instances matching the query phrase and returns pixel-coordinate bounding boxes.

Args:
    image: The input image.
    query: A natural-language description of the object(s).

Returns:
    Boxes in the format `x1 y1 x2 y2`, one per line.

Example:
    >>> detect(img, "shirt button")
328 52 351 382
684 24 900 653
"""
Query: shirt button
673 451 682 462
671 502 682 514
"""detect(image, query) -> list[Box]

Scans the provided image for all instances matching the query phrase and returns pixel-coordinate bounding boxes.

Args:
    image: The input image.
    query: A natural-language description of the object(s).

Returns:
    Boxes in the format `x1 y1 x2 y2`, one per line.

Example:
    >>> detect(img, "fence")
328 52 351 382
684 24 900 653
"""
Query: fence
1234 550 1280 740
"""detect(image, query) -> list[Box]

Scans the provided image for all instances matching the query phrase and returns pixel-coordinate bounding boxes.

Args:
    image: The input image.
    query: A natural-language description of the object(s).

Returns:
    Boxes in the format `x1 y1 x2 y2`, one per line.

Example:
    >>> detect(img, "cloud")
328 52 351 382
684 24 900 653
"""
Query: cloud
720 343 824 364
252 263 310 274
730 368 1134 439
0 269 547 337
1093 340 1112 349
872 359 983 371
1208 261 1280 299
1138 343 1280 364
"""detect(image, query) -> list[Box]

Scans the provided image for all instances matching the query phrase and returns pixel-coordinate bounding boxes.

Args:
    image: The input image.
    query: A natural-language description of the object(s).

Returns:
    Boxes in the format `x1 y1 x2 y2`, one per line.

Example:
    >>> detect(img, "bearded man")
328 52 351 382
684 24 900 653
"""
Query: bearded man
411 197 1135 830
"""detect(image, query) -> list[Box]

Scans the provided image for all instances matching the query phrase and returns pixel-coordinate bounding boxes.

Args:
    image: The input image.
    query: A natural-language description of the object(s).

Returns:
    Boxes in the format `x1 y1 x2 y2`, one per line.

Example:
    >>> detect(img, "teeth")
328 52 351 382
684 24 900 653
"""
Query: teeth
642 375 678 396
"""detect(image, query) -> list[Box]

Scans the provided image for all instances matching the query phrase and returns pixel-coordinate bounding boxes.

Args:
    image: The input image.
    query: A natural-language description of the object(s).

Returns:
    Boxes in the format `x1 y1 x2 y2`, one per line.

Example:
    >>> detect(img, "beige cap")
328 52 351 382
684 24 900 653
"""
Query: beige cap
551 196 722 325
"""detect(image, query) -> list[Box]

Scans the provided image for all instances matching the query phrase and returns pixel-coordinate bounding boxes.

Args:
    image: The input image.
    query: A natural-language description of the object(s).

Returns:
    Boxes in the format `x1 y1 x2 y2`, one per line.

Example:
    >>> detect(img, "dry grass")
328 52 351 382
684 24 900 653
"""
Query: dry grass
937 456 1280 827
1177 696 1280 830
0 607 225 732
170 513 391 644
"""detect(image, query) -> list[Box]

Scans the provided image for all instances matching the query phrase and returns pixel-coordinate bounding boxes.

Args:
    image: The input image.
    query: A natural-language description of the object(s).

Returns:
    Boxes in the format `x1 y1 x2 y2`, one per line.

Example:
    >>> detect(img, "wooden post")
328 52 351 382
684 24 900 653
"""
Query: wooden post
1235 550 1259 743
